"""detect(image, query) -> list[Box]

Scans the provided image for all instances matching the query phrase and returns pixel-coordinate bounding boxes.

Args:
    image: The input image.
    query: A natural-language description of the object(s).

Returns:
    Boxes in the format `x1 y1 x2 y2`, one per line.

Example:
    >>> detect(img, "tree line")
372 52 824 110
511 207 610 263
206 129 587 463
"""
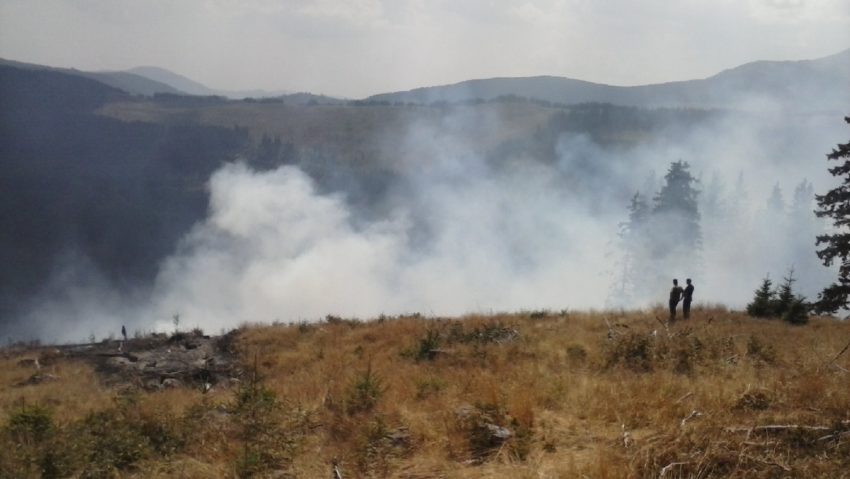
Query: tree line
610 115 850 322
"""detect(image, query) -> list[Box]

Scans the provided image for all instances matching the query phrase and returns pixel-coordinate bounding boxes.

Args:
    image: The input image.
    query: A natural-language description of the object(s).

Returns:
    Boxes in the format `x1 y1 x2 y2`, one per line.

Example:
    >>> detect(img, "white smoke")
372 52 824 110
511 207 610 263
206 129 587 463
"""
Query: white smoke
147 155 616 333
10 106 847 343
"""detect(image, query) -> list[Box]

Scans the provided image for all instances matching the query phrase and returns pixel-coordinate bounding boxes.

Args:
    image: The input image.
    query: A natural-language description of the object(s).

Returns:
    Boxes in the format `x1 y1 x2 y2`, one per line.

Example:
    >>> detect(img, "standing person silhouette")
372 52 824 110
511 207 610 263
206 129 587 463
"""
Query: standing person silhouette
682 279 695 319
668 279 684 322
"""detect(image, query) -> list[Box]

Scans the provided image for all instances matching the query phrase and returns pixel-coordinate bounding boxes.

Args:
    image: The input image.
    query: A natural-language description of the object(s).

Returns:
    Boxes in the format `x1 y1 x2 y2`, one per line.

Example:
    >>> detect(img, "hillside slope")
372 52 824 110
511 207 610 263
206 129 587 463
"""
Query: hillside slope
128 66 219 96
0 64 250 331
2 309 848 477
0 58 183 96
128 65 294 99
368 48 850 111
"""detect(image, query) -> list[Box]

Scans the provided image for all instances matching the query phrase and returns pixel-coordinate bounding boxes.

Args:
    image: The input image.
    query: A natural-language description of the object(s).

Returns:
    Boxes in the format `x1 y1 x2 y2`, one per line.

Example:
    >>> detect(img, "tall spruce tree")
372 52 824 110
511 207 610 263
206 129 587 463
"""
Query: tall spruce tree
648 161 701 284
701 171 726 221
767 183 785 214
731 171 751 228
774 267 797 314
814 116 850 313
610 192 651 305
652 160 701 245
791 180 814 217
787 179 832 298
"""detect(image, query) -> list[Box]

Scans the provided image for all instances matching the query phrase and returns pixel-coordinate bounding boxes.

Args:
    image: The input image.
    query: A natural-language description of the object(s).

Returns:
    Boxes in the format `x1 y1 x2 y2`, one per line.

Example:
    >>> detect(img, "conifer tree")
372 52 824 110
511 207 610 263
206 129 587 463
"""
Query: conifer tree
648 160 701 284
746 269 809 323
791 180 814 217
767 183 785 214
652 161 701 244
610 192 650 305
783 296 810 325
701 172 726 221
814 116 850 313
626 191 650 237
729 171 751 228
746 276 775 317
773 267 797 314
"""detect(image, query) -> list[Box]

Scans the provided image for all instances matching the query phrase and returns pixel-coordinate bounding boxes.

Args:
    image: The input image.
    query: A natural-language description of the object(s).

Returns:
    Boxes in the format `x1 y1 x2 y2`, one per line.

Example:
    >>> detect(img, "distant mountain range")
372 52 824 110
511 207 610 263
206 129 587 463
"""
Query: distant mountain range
367 48 850 111
3 49 848 110
0 58 320 101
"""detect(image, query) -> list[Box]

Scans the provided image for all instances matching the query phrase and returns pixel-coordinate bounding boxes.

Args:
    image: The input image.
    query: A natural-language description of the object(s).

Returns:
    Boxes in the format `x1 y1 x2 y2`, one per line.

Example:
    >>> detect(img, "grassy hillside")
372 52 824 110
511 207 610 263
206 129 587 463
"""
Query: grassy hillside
2 308 849 478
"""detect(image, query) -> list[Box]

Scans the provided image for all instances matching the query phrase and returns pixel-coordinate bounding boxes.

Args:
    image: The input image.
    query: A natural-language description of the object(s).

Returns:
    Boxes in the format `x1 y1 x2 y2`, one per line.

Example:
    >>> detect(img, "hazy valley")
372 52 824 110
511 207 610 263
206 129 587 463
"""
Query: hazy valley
2 50 849 341
1 15 850 477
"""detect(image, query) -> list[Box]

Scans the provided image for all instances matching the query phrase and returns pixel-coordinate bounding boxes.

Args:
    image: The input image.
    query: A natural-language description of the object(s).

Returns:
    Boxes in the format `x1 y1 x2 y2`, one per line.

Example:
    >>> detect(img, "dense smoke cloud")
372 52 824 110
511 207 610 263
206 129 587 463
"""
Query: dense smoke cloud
8 106 846 343
146 130 618 333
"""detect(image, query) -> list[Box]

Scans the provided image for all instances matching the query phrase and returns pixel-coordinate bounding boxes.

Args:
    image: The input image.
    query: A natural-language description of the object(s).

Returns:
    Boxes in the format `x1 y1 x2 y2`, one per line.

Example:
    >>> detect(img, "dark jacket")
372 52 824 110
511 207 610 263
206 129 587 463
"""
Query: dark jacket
683 284 694 301
669 286 683 304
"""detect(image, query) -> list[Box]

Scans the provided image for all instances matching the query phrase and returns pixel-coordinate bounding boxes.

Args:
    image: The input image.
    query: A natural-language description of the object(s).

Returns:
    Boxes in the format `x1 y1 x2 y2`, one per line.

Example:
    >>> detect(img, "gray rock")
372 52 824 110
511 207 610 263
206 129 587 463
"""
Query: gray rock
161 378 182 389
16 372 59 386
485 423 513 441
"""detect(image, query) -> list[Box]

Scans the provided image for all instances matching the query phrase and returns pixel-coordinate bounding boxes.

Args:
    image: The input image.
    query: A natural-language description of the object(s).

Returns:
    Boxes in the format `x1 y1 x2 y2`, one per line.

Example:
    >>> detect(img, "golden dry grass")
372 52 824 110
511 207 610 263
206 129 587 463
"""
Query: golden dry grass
2 308 849 478
0 352 112 423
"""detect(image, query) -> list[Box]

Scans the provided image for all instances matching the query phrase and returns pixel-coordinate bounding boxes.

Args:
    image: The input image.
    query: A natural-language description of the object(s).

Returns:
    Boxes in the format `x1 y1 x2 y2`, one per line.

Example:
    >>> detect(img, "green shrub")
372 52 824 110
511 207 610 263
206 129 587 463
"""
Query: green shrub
414 376 446 400
7 404 54 444
232 363 294 478
746 335 776 364
415 328 441 361
747 269 810 324
746 276 776 317
1 404 73 479
77 409 152 478
346 363 385 415
604 332 655 372
783 296 810 325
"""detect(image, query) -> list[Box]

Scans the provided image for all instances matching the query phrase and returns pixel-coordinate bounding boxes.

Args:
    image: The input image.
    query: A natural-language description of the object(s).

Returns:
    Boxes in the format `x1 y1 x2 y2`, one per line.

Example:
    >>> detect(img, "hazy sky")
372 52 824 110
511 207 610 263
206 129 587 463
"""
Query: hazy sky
1 0 848 98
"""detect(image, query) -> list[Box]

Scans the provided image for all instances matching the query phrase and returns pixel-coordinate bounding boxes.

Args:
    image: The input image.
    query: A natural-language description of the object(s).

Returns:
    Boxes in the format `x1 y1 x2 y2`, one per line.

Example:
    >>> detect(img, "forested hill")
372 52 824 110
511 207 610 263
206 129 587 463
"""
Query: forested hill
0 52 842 337
0 65 250 324
366 48 850 111
0 59 732 334
0 58 183 97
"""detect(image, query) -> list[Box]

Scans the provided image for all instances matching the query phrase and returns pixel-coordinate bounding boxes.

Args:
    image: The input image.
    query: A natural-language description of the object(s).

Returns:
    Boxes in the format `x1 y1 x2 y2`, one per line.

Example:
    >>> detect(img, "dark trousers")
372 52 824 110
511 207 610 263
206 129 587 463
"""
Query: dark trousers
669 301 678 321
683 299 692 319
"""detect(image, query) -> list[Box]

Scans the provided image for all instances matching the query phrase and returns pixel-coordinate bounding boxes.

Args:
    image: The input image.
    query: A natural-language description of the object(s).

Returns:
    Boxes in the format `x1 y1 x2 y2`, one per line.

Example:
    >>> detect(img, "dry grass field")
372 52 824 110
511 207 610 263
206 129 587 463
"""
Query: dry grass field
2 307 849 478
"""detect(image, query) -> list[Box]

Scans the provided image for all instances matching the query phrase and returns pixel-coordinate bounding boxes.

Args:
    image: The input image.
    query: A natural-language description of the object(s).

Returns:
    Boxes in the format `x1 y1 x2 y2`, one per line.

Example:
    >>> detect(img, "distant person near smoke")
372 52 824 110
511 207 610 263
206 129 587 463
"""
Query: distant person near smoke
683 279 694 319
669 279 684 322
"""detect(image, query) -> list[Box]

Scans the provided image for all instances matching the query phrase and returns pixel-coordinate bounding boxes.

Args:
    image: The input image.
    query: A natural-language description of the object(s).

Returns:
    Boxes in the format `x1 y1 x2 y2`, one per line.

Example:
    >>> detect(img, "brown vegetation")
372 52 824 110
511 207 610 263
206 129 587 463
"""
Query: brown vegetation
2 308 849 478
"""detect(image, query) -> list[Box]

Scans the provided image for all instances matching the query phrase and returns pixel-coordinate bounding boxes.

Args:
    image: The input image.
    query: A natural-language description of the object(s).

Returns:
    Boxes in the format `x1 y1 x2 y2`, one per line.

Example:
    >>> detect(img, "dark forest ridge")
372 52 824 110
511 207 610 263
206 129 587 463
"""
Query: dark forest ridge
0 57 181 96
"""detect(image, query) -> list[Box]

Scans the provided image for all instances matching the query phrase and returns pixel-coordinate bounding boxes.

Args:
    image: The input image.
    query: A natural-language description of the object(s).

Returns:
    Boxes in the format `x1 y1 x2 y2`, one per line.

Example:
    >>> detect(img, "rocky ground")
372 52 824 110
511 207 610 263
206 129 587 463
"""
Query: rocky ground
13 329 239 391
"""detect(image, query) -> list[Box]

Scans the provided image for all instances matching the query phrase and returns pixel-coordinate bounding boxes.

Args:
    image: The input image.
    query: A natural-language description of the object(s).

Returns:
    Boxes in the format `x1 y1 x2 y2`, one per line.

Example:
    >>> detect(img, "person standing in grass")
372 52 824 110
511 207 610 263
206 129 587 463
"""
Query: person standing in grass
669 279 684 322
682 278 695 319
